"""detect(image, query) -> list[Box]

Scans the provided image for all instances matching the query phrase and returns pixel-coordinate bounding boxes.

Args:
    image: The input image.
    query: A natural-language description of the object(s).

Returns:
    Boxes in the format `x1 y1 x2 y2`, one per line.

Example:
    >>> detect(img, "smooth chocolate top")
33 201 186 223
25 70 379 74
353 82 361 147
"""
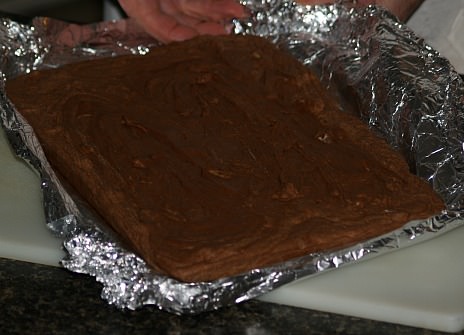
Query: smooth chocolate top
6 35 445 282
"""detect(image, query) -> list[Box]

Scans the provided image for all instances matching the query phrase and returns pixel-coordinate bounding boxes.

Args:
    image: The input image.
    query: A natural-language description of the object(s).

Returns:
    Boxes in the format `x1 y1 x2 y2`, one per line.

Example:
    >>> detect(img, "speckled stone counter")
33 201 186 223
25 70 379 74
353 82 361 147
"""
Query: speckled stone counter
0 257 461 335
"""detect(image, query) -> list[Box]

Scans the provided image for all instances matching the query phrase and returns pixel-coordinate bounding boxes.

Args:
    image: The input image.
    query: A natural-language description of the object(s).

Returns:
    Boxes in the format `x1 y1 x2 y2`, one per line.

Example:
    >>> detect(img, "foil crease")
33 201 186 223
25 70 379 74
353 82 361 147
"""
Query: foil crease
1 1 464 314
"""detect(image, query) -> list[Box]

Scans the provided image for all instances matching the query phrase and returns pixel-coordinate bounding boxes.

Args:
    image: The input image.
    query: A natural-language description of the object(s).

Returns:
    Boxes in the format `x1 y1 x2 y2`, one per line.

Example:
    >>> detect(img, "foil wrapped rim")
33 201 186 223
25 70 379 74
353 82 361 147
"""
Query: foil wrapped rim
0 1 463 314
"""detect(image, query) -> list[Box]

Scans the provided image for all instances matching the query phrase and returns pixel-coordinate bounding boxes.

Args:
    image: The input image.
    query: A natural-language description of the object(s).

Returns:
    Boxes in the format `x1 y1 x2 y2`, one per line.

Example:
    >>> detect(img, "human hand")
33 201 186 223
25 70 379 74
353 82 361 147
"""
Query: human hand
118 0 247 43
297 0 424 21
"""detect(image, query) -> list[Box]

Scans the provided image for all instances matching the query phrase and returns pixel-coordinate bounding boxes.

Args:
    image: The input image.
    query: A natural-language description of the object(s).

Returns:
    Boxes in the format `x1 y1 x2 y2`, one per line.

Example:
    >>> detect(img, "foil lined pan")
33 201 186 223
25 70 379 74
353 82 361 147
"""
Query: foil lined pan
1 0 464 314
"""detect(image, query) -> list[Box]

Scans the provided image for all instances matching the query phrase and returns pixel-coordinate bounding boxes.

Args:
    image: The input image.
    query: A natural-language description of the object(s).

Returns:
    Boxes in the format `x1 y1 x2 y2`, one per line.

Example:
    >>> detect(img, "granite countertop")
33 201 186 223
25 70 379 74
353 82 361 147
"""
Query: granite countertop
0 257 461 335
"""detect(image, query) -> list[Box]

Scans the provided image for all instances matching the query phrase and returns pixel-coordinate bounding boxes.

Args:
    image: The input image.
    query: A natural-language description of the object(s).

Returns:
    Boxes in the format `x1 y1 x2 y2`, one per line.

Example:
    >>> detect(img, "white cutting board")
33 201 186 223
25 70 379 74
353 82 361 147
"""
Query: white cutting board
0 127 463 333
0 129 65 266
259 228 464 333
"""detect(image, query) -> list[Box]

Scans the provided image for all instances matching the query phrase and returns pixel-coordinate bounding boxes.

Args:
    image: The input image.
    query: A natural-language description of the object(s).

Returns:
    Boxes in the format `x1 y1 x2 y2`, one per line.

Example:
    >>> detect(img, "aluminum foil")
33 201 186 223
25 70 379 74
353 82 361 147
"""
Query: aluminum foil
1 0 464 314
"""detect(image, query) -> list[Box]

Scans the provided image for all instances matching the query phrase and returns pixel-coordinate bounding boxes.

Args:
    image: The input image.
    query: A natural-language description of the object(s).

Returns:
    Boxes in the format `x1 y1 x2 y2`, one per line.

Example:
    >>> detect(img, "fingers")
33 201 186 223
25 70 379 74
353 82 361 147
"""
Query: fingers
141 6 199 42
177 0 248 21
118 0 246 43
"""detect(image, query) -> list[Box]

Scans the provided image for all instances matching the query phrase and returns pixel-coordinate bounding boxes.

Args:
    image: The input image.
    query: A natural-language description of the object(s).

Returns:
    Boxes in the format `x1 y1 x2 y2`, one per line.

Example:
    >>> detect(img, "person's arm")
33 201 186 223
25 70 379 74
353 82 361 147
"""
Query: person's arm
117 0 423 43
